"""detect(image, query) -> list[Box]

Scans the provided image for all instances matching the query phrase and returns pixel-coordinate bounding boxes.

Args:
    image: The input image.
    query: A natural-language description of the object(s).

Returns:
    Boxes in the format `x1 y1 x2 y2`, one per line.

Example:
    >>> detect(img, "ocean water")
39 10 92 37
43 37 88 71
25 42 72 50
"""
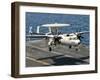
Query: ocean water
26 12 90 46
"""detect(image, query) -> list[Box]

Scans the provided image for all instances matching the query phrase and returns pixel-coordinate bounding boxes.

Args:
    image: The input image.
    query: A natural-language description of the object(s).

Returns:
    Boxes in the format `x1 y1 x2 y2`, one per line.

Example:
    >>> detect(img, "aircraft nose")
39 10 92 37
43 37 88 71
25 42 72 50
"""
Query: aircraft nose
77 40 80 44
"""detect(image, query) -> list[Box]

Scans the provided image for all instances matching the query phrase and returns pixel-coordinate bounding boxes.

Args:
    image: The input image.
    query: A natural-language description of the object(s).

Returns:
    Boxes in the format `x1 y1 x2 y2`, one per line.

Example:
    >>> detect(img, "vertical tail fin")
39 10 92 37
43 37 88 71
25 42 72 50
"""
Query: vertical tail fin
29 26 32 34
37 26 40 33
49 27 51 33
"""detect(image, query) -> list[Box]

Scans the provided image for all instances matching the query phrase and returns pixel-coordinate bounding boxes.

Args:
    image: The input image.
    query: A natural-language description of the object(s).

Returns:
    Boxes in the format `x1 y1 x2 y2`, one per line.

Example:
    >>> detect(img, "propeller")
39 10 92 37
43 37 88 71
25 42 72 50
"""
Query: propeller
53 36 62 46
75 28 86 41
76 34 84 42
48 36 62 51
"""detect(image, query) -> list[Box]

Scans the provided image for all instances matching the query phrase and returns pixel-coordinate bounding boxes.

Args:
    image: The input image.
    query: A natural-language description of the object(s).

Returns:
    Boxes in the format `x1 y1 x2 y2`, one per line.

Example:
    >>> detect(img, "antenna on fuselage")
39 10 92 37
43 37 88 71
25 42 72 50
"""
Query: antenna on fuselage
42 23 70 34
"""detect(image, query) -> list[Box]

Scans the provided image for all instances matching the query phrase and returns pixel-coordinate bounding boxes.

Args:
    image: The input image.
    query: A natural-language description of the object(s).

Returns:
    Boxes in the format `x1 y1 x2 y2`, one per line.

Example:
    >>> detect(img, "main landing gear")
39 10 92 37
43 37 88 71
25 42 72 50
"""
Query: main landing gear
49 46 52 51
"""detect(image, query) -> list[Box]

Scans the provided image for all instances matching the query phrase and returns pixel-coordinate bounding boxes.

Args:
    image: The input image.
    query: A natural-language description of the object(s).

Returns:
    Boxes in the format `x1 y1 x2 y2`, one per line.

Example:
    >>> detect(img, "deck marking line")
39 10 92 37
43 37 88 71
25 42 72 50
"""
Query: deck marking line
26 56 51 65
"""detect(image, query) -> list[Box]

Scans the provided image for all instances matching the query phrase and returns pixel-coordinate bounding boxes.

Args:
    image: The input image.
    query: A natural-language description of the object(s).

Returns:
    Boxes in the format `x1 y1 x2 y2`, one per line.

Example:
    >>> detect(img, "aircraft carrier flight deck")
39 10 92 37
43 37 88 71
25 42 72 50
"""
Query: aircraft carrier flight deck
26 39 89 67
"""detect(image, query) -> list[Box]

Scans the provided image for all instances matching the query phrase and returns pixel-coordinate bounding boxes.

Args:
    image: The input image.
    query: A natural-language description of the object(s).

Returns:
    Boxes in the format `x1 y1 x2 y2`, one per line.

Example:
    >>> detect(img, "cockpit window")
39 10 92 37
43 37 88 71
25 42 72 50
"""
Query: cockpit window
66 34 70 36
66 34 74 36
69 37 78 40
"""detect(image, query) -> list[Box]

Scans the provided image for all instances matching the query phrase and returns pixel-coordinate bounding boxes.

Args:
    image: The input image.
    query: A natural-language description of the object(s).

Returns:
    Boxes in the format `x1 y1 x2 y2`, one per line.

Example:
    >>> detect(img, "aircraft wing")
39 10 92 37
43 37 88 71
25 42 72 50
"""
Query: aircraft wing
62 31 89 36
75 31 89 35
26 35 47 38
26 34 55 38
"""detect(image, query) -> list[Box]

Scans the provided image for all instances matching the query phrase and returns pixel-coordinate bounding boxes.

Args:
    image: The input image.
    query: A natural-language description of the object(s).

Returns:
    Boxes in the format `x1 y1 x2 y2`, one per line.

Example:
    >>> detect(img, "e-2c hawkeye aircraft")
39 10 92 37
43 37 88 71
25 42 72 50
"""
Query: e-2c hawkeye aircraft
26 23 89 51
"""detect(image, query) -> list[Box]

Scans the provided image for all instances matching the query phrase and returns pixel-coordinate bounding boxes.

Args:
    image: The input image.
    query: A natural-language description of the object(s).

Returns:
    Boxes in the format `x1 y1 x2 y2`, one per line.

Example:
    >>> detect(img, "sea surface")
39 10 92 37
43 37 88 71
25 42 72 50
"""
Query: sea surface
26 12 90 46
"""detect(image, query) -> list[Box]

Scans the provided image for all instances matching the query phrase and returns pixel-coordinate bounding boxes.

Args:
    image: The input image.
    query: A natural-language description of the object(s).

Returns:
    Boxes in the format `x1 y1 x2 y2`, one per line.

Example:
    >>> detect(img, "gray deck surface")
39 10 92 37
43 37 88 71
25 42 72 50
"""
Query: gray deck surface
26 39 89 67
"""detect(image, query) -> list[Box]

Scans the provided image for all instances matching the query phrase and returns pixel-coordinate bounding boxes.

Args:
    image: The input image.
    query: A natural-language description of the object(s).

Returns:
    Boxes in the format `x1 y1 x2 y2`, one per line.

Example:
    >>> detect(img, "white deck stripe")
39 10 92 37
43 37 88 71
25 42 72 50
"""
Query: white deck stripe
26 56 50 65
